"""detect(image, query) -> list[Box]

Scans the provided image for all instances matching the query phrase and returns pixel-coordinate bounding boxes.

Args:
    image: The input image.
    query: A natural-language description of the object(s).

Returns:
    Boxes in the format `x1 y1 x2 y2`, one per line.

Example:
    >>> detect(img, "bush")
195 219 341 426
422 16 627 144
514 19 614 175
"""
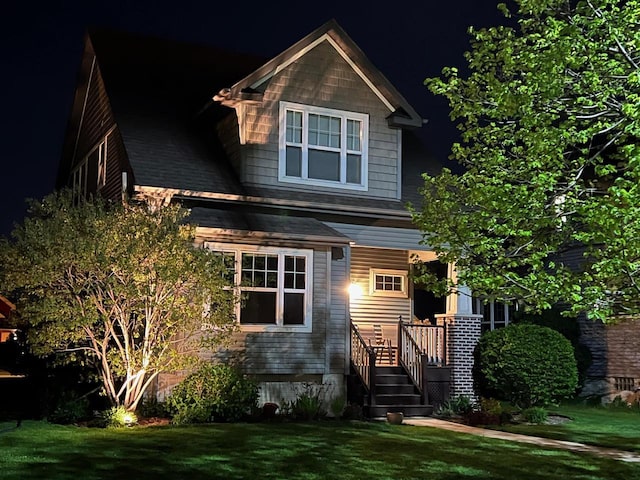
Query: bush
473 324 578 408
521 406 548 424
101 406 138 428
167 363 259 424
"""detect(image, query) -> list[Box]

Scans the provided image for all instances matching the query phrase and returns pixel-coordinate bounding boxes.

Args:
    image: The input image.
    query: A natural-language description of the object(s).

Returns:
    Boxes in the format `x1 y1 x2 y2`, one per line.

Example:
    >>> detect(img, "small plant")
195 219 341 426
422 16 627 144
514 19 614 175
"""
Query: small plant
330 395 346 418
341 402 364 420
435 395 473 418
289 383 328 420
478 397 503 416
102 406 138 428
521 406 548 424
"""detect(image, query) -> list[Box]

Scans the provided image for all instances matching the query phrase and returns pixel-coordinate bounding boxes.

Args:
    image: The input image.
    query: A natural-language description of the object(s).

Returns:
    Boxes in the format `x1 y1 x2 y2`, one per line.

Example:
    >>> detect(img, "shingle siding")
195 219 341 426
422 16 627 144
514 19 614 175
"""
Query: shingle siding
225 40 399 200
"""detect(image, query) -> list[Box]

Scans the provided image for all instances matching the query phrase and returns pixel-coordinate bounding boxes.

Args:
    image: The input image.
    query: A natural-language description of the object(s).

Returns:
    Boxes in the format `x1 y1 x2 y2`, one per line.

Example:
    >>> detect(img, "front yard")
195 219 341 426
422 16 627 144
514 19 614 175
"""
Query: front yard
1 419 639 480
489 403 640 453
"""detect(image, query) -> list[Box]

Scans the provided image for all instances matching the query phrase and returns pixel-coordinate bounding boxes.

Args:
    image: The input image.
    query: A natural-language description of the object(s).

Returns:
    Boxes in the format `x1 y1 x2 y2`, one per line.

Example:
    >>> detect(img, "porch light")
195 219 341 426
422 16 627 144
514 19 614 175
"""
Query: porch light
348 283 363 299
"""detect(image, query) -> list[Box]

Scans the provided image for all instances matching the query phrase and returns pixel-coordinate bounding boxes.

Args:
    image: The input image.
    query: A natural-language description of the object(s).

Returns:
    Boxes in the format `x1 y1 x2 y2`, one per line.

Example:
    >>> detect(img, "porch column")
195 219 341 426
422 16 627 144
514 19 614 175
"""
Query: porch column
435 263 483 399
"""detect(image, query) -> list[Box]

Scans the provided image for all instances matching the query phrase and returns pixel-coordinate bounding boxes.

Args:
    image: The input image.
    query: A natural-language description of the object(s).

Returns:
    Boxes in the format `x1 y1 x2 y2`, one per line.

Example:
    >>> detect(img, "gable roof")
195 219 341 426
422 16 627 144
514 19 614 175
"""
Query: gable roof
214 19 424 128
59 21 435 221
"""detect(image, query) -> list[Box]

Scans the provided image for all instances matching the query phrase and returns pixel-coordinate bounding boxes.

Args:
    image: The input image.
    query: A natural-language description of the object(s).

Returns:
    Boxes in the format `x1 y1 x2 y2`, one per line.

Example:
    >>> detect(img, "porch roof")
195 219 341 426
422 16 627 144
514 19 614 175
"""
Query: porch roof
188 207 351 244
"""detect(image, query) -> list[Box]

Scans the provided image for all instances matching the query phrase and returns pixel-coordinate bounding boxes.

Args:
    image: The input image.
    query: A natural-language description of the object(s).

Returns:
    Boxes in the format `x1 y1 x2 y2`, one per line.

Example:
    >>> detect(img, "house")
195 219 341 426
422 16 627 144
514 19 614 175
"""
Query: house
57 20 485 416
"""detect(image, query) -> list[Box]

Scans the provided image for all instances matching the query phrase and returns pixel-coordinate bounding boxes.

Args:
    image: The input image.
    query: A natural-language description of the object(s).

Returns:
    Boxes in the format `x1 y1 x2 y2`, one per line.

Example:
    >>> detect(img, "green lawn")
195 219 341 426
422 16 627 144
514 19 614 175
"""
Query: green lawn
491 403 640 453
1 419 639 480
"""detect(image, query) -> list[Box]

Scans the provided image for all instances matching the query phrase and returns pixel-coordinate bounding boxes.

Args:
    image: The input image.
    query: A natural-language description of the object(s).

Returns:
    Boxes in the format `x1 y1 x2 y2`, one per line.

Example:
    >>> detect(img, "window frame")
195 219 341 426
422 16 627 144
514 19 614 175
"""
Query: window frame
473 298 513 333
205 242 313 332
369 268 408 298
71 138 107 202
278 101 368 191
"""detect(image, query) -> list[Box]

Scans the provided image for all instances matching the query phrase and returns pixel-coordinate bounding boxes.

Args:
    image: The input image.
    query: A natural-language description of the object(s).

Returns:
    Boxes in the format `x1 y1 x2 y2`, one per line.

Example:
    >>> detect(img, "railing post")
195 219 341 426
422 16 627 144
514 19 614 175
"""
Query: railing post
397 316 403 362
368 350 376 406
442 323 447 366
420 353 429 405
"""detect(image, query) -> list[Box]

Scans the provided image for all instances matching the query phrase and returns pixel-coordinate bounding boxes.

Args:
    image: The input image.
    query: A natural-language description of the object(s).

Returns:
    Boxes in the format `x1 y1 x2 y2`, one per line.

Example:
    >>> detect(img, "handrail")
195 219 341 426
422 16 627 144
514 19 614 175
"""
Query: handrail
350 320 376 404
402 322 447 365
398 321 425 396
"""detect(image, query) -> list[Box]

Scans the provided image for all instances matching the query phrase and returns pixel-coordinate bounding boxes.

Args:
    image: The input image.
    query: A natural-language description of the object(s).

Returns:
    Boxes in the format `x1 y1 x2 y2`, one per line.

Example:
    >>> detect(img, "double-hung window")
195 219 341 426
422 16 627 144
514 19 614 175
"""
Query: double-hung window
205 243 313 331
279 101 368 190
473 298 514 333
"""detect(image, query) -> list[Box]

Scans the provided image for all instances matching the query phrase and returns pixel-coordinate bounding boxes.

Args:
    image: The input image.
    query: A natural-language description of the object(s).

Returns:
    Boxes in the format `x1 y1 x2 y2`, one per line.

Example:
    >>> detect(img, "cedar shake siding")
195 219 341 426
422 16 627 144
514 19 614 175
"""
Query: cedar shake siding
229 40 401 200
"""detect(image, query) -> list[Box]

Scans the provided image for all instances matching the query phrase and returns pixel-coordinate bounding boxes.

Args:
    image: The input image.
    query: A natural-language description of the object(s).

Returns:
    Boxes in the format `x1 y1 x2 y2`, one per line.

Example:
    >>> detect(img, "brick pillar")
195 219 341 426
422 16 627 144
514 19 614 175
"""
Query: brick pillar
435 262 483 398
436 313 482 398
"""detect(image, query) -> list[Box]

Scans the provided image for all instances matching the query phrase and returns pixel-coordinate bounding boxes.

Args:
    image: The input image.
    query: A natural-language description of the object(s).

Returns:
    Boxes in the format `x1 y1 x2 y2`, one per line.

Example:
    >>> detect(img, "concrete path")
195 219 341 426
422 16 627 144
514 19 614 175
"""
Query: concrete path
399 417 640 463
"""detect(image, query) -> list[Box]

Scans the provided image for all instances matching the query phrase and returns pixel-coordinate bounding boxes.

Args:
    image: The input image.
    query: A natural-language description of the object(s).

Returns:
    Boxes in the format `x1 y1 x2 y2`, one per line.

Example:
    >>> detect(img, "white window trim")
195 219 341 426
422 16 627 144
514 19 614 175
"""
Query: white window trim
278 101 369 191
476 298 512 331
205 242 313 333
369 268 408 298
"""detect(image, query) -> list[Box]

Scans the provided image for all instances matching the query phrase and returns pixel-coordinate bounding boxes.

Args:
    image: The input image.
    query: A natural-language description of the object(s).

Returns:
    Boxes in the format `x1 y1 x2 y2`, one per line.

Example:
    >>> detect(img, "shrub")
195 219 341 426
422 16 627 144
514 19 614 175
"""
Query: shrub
101 406 138 428
47 394 91 425
521 406 548 424
167 363 259 424
138 397 169 418
473 324 578 408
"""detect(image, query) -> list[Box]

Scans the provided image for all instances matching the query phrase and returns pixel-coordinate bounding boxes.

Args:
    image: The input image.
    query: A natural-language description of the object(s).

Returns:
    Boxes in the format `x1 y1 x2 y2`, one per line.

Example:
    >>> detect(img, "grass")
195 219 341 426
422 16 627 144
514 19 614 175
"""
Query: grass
1 419 639 480
491 403 640 453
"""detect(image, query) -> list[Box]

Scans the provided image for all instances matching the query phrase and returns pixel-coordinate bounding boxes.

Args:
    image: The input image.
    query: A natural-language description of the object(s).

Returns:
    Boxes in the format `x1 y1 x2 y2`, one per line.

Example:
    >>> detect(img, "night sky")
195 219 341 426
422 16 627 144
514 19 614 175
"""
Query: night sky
1 0 507 237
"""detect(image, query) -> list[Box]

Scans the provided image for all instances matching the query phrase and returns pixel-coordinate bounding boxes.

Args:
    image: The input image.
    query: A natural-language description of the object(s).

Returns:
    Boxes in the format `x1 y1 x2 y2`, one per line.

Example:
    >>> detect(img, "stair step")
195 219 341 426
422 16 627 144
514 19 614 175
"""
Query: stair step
375 394 422 405
375 384 417 395
375 374 413 385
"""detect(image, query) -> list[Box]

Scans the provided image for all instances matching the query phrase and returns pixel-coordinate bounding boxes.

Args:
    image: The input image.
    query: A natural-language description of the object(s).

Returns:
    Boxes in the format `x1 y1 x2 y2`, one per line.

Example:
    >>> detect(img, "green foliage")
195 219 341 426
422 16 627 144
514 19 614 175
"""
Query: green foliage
286 383 328 420
167 363 259 424
474 324 578 407
47 393 91 425
101 406 138 428
435 395 474 418
0 191 237 411
412 0 640 321
521 407 549 424
138 397 170 418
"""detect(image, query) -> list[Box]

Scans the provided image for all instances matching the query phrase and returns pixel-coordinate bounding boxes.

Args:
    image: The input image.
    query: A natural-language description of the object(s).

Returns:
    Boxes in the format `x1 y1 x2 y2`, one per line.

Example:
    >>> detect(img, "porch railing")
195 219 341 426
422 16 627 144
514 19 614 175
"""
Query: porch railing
350 320 376 405
397 318 447 402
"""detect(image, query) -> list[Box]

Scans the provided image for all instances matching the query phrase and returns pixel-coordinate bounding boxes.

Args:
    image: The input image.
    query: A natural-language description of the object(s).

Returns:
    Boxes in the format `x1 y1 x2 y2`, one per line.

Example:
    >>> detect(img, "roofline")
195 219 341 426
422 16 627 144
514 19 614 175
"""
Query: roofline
215 19 423 128
195 227 351 245
134 185 414 221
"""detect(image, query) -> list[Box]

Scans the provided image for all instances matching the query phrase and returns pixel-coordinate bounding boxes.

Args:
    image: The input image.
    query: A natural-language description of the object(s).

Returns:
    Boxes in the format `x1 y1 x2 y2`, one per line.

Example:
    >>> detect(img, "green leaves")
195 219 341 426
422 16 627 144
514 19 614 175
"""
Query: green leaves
414 0 640 321
0 190 237 409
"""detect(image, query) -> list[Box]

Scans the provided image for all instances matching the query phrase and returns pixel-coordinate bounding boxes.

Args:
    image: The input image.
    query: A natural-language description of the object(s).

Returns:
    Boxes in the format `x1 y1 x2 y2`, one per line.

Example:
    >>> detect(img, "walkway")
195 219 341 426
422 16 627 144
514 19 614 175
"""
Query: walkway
400 417 640 463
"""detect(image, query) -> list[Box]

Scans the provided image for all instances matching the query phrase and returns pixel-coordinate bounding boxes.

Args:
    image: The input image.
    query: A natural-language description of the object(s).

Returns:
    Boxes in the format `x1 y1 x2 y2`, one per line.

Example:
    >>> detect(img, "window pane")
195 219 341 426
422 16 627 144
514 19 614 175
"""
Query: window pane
283 293 304 325
286 147 301 177
295 273 305 289
286 111 302 143
241 292 276 324
308 149 340 181
346 154 361 184
347 120 361 150
295 257 305 272
285 272 294 289
267 272 278 288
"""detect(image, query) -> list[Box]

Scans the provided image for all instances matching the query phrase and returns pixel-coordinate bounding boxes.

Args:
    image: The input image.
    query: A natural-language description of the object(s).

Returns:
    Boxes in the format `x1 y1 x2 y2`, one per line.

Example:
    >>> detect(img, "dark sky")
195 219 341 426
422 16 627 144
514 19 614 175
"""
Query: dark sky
0 0 508 237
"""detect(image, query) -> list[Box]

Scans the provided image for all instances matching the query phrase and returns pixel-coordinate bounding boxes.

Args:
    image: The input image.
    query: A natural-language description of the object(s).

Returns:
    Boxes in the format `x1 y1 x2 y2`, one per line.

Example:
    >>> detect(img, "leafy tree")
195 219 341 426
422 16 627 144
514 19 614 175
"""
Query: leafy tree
411 0 640 320
0 191 236 411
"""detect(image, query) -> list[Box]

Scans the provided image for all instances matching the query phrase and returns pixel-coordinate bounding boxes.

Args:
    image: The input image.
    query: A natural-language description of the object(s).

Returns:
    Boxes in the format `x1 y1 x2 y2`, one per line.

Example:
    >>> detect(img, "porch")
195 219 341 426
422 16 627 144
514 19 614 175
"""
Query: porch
349 317 452 417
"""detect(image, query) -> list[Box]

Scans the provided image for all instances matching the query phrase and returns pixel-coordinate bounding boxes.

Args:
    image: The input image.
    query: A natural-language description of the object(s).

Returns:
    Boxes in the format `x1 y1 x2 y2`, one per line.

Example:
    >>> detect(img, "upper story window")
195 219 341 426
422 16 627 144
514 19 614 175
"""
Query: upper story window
72 139 107 202
279 101 368 190
205 243 313 332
